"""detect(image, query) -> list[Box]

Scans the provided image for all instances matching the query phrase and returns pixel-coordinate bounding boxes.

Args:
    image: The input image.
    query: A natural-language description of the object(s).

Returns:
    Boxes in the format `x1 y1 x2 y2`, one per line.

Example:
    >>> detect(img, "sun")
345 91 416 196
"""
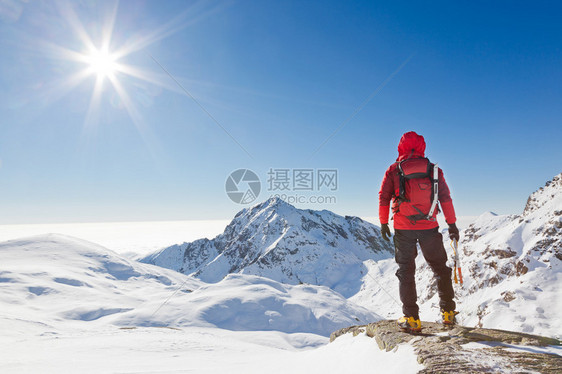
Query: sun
48 0 210 141
84 48 117 79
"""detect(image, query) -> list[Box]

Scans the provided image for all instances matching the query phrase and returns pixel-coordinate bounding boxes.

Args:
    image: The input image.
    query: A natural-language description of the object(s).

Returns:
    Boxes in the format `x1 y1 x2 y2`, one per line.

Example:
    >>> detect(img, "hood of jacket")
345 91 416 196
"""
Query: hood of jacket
397 131 426 161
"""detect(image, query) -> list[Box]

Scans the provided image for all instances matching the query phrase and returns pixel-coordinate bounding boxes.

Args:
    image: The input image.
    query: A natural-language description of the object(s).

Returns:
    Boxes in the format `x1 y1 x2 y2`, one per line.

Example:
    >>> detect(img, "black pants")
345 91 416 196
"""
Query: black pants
394 228 456 319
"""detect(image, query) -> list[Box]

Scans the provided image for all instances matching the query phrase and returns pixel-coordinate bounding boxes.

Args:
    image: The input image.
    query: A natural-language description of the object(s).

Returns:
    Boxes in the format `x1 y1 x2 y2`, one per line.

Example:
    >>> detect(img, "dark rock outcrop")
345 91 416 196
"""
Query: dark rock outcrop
331 320 561 373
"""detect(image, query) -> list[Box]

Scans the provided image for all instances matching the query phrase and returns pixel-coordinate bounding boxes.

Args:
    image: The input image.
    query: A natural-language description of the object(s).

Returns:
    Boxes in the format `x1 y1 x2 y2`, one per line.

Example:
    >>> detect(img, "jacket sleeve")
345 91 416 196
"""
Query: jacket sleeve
437 168 457 225
378 166 395 225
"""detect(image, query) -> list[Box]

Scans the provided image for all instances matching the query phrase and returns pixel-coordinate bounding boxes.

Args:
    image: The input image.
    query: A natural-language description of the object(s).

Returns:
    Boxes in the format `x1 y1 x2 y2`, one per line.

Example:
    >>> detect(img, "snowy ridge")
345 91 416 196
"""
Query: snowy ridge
523 173 562 216
142 197 393 297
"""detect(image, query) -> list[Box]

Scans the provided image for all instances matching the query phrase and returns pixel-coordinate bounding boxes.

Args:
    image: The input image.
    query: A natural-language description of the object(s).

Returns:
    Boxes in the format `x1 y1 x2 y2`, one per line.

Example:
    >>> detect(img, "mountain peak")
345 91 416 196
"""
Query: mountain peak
250 196 295 214
260 195 290 208
233 196 294 220
142 200 393 296
523 172 562 215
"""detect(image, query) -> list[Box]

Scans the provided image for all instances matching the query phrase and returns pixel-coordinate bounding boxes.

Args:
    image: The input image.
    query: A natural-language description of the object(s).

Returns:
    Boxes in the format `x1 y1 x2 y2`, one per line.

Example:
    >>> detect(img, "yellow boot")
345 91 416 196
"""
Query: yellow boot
441 310 459 325
397 316 422 333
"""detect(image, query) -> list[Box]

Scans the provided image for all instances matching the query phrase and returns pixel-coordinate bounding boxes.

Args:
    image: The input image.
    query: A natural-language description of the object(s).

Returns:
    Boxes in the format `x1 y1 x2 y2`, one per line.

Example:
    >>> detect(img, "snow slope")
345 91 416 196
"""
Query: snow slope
1 325 422 374
0 234 420 373
449 173 562 338
141 197 393 297
0 234 200 331
0 234 378 336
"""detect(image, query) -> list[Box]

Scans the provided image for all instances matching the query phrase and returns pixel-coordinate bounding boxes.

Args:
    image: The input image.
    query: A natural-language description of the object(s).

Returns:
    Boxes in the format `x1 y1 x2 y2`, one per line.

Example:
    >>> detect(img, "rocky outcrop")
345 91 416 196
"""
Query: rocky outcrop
331 320 561 373
523 174 562 216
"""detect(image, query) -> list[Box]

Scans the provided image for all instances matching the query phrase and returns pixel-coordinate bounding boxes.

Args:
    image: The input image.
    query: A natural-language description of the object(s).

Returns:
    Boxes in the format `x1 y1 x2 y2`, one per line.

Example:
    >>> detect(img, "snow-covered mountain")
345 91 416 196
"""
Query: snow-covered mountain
137 175 561 338
2 176 560 372
449 173 562 336
141 197 393 297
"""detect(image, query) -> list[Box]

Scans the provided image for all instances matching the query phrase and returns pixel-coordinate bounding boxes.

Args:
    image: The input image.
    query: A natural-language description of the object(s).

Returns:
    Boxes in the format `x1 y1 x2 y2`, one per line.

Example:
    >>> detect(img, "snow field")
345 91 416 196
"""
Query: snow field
1 234 414 373
1 325 422 374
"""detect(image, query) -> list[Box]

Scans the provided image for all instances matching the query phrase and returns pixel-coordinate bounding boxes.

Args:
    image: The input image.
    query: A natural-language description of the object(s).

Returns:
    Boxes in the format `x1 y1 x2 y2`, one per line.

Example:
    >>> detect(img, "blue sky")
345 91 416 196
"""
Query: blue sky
0 0 560 224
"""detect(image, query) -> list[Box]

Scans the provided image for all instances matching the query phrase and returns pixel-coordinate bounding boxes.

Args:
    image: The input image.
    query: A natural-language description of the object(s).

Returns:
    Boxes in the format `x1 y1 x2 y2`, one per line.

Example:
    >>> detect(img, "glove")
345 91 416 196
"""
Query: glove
448 223 459 242
381 223 392 241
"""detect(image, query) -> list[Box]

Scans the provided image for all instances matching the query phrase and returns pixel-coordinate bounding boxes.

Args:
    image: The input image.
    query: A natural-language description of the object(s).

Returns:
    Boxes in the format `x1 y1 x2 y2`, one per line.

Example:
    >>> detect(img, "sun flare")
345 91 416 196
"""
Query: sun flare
85 48 117 79
49 0 200 140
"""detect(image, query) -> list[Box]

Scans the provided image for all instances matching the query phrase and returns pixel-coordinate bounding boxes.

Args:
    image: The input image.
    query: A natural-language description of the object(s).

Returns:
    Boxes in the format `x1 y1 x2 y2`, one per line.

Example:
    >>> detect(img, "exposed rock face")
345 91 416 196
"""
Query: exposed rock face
141 197 393 297
331 320 562 373
524 174 562 216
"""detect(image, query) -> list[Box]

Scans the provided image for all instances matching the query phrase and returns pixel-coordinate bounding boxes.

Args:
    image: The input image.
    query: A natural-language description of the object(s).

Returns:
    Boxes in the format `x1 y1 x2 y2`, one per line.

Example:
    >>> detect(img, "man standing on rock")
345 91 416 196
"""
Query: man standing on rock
378 131 460 333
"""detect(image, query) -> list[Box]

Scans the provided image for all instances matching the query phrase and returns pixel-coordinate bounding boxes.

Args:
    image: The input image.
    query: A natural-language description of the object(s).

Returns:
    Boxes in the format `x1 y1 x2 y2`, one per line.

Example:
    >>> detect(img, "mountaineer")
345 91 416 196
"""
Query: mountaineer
378 131 460 333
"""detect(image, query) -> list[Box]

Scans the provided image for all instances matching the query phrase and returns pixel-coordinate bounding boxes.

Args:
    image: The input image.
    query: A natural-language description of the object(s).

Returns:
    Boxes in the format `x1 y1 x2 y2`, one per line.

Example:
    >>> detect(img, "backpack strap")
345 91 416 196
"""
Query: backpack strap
426 163 439 220
397 162 407 202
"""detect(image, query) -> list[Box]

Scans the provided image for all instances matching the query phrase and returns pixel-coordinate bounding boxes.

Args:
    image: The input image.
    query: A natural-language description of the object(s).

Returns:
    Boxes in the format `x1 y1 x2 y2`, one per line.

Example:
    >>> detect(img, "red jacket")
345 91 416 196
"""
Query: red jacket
378 132 456 230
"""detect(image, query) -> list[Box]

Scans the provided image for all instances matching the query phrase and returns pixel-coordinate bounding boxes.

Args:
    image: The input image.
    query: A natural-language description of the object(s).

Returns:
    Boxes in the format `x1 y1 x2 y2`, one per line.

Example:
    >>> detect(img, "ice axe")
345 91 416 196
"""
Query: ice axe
450 239 464 285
